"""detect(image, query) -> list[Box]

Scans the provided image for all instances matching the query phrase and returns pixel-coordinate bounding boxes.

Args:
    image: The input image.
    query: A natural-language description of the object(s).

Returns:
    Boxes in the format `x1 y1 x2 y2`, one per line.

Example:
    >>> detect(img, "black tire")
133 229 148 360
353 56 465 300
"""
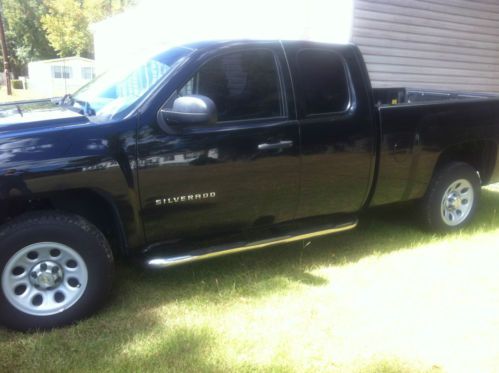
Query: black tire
421 162 481 231
0 211 114 331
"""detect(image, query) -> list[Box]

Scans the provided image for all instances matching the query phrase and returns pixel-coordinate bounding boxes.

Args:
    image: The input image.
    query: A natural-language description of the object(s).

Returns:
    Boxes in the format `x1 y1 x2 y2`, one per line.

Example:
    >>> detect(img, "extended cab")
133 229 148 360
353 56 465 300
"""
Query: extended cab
1 40 498 330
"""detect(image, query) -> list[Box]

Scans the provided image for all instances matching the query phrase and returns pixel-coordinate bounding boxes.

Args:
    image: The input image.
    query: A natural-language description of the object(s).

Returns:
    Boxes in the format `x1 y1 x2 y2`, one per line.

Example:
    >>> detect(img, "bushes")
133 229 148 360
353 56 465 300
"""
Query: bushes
11 79 26 89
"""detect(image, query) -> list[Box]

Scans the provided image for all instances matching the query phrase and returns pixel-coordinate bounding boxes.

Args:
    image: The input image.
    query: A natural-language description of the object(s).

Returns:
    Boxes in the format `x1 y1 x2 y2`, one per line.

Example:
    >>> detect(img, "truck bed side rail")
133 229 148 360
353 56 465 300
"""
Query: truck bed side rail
374 87 498 106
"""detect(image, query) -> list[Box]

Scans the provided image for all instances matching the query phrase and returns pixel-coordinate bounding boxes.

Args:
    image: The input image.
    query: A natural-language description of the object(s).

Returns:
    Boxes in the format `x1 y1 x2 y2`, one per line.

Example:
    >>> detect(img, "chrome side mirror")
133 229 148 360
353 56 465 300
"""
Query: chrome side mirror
159 95 217 132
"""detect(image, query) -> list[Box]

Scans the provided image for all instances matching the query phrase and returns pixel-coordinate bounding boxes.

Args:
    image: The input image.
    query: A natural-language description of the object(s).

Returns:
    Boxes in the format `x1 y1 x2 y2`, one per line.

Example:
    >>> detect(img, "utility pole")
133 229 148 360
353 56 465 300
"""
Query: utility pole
0 7 11 95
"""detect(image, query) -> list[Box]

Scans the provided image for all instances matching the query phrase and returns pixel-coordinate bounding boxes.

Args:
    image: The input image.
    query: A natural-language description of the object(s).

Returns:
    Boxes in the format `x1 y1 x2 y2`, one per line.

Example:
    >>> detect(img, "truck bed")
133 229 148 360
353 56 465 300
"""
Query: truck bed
373 87 498 106
371 90 499 207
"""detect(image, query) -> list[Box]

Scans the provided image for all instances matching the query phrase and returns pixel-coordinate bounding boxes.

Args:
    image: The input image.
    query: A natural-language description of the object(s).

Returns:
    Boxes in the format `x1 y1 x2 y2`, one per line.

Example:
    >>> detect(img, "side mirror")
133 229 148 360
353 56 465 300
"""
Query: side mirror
159 95 217 132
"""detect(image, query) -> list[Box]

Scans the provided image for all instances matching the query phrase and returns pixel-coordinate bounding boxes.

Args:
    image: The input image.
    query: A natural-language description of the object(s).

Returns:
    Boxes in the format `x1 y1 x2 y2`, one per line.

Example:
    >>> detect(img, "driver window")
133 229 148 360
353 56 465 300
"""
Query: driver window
178 50 283 122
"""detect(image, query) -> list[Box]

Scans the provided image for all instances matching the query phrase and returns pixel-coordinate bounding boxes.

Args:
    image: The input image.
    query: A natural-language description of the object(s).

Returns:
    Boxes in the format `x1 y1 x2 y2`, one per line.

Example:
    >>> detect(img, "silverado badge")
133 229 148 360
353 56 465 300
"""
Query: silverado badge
155 192 216 206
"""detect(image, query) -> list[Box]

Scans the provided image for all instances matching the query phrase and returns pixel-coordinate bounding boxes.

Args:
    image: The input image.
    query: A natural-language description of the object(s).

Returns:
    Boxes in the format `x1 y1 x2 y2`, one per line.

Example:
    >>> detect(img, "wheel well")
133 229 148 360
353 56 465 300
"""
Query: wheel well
435 141 497 184
0 189 127 258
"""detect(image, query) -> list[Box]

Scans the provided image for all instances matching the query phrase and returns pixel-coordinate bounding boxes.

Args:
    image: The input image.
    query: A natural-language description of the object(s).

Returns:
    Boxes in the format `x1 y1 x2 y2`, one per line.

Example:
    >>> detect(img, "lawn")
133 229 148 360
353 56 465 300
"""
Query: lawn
2 188 499 373
0 87 46 103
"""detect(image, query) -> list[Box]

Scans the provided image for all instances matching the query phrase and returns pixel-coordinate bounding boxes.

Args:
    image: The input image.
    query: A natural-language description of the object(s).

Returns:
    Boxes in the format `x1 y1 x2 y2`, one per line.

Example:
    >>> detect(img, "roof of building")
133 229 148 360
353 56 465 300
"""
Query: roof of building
29 56 95 65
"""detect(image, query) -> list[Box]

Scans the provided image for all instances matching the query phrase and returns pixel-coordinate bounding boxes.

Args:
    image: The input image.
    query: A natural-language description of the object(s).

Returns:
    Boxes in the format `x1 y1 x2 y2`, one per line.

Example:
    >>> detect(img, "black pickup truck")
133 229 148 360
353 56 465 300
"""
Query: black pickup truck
1 40 499 330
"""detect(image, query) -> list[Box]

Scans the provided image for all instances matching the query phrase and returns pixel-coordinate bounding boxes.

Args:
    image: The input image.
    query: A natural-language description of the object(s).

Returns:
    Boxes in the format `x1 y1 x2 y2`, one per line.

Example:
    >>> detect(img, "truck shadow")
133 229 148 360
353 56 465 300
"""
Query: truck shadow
109 188 499 310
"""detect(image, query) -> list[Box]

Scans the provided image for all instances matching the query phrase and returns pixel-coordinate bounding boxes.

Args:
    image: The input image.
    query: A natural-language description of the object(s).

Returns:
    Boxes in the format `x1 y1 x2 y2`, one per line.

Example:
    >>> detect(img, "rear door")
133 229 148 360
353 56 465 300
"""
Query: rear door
138 43 300 245
283 43 376 219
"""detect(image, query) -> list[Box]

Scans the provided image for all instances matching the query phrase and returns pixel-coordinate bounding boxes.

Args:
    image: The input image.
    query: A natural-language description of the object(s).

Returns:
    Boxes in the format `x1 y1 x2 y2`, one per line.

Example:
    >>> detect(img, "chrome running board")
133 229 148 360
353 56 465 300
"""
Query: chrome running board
146 220 358 269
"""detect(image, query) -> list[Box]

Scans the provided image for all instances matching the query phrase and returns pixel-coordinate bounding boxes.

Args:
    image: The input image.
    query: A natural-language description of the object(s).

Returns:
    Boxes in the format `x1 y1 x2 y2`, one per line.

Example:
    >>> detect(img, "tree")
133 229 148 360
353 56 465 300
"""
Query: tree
41 0 91 58
0 0 134 75
42 0 134 58
1 0 56 76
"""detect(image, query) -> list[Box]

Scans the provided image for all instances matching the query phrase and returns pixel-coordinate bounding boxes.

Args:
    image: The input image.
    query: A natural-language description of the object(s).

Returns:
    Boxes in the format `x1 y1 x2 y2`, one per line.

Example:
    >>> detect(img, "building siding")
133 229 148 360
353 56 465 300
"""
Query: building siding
352 0 499 92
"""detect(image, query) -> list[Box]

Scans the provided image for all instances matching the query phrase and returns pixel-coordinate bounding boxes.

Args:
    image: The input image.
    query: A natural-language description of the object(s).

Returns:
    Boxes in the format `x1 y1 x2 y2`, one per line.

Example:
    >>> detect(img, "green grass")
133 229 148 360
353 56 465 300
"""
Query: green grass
0 87 46 103
3 188 499 372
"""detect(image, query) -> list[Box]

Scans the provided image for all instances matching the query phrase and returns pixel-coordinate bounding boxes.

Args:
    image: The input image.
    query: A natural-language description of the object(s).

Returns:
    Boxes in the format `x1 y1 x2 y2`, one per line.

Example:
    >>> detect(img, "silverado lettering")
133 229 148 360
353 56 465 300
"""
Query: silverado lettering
155 192 217 205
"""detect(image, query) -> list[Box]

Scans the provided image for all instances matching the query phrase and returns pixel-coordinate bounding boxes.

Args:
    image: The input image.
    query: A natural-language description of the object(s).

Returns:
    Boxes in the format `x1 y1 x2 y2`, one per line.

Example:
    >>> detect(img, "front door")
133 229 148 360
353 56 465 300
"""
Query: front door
137 43 300 246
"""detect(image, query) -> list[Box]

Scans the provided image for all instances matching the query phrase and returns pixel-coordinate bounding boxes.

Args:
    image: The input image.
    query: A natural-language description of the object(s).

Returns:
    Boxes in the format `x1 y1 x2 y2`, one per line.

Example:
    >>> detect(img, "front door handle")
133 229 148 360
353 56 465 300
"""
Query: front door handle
257 140 293 151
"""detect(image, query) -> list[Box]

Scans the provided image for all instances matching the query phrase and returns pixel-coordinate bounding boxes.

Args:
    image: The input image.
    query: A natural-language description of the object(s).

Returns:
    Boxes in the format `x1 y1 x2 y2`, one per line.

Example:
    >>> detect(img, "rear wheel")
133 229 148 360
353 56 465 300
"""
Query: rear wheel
0 212 113 331
421 162 481 231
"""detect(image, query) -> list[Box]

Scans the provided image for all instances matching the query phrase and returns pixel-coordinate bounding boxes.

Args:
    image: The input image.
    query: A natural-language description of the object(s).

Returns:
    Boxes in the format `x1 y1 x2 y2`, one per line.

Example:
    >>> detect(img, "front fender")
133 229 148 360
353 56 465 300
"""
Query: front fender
0 116 144 249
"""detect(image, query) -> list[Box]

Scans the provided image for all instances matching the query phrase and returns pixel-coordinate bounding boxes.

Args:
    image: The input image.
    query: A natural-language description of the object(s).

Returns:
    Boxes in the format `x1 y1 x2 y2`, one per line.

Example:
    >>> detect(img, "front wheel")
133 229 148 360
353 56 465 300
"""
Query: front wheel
421 162 481 231
0 212 114 331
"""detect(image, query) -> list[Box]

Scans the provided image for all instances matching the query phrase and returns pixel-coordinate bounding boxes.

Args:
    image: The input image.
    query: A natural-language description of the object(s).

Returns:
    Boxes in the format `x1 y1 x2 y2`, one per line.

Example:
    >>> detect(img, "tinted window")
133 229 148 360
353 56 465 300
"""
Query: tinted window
297 50 350 115
179 50 282 122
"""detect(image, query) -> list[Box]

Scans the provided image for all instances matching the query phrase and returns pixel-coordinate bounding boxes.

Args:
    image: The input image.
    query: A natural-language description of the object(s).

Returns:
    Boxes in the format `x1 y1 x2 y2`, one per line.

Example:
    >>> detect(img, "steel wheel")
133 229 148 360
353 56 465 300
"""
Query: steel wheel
440 179 474 226
422 162 480 231
2 242 88 317
0 212 113 331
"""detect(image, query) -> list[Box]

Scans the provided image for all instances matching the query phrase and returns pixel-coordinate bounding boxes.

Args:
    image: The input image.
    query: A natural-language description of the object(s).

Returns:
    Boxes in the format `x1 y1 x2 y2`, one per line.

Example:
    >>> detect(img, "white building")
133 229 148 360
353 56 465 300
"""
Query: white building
91 0 354 73
351 0 499 93
92 0 499 93
28 57 96 97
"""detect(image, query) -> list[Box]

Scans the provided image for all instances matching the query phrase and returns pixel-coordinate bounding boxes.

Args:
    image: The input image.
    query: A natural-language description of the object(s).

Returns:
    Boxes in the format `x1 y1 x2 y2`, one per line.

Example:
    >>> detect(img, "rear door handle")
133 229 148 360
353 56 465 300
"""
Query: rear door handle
257 140 293 150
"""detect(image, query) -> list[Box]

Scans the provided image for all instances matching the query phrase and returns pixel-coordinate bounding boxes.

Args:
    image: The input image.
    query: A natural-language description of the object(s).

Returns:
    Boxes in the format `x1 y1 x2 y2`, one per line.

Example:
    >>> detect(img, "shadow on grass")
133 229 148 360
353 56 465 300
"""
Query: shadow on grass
66 188 499 324
102 324 295 372
104 325 223 372
115 189 499 309
0 311 295 372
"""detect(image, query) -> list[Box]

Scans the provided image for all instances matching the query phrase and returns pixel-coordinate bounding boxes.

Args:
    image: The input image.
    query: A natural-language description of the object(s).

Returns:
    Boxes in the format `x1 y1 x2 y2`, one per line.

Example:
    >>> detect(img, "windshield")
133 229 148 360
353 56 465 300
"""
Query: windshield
68 46 193 120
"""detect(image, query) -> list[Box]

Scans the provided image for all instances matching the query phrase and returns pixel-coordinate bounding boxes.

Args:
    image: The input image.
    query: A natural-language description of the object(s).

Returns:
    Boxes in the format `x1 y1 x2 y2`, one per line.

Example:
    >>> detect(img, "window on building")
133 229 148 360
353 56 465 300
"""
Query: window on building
178 49 283 122
297 49 350 115
81 67 95 80
51 65 72 79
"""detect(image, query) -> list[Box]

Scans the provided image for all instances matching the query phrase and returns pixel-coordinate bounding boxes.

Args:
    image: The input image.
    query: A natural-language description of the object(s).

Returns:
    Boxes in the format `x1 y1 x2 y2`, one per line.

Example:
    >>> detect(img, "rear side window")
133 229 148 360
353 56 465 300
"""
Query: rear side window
297 49 350 115
179 50 283 122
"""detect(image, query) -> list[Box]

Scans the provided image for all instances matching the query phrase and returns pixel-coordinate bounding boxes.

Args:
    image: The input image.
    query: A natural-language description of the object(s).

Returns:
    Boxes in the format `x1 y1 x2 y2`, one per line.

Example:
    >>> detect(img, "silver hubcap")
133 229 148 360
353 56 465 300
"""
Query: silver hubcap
441 179 474 226
2 242 88 316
